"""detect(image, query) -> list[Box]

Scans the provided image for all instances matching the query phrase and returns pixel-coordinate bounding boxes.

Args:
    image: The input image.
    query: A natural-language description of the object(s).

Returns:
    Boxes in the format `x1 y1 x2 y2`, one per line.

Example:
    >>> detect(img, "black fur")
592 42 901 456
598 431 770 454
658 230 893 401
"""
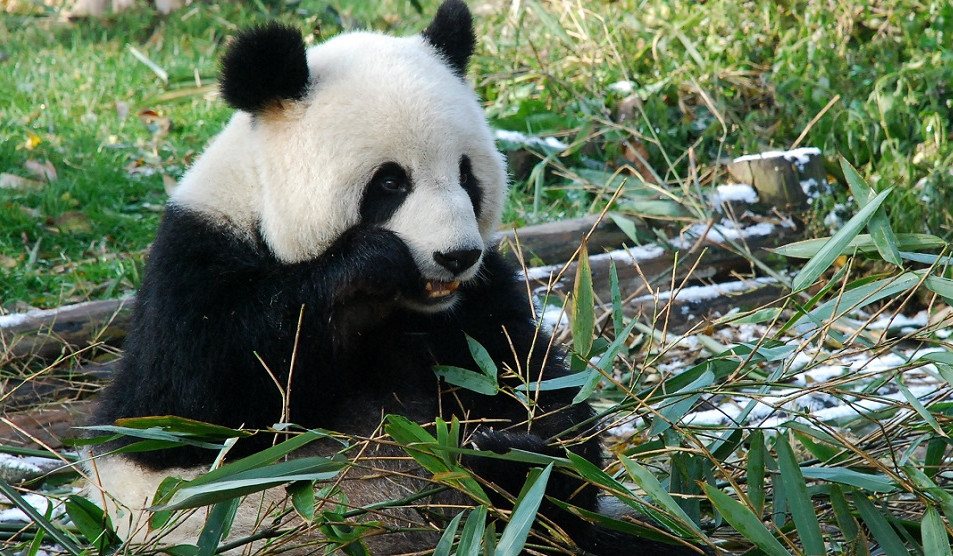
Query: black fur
421 0 475 77
219 22 310 113
459 155 482 218
360 162 412 225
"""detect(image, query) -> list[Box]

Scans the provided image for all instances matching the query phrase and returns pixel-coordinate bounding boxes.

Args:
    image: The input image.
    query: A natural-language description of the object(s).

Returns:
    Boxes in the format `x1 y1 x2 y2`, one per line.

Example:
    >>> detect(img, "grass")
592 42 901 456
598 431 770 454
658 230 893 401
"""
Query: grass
2 0 953 554
2 0 952 308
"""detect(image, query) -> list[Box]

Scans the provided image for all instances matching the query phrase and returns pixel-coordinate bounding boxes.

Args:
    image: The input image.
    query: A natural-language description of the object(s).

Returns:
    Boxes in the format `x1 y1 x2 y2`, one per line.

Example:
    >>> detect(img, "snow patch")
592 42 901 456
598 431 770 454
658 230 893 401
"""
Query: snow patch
669 220 775 250
494 129 568 152
732 147 821 171
523 244 666 283
866 310 929 331
631 277 778 305
608 80 634 94
711 183 759 207
0 492 64 523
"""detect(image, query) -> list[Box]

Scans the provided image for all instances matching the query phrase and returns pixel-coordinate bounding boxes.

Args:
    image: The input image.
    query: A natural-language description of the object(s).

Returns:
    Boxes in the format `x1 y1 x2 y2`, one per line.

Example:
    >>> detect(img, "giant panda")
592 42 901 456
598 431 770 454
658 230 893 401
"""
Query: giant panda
86 1 701 554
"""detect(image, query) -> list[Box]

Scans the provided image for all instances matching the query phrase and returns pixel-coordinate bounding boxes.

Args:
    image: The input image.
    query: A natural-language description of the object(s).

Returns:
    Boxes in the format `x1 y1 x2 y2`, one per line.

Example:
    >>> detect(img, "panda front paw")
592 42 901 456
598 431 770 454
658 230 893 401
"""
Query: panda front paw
463 429 557 498
330 226 420 300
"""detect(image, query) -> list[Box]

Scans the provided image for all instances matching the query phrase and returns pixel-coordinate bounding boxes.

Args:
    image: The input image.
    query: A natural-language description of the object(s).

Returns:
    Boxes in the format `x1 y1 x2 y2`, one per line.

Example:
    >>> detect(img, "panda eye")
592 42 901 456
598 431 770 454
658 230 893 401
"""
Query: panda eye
371 163 410 194
380 176 403 192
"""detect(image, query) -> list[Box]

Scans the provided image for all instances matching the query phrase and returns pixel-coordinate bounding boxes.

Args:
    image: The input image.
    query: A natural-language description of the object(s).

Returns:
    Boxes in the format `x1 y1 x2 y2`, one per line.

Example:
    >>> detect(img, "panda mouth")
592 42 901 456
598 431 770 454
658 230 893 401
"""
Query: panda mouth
424 280 461 299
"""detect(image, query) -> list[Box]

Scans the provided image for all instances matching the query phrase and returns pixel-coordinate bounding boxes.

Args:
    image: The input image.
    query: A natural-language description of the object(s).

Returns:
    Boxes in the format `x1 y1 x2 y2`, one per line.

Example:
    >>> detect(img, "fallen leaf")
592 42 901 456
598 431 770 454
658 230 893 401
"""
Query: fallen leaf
52 211 93 234
24 159 57 182
138 108 172 140
622 137 655 181
0 254 22 269
0 173 43 190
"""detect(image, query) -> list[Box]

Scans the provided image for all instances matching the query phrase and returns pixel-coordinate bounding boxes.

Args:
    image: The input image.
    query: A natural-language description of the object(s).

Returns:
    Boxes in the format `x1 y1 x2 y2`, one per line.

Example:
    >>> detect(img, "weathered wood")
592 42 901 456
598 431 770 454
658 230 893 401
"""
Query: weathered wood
1 297 134 363
0 401 93 450
498 215 631 266
726 148 825 210
524 222 798 301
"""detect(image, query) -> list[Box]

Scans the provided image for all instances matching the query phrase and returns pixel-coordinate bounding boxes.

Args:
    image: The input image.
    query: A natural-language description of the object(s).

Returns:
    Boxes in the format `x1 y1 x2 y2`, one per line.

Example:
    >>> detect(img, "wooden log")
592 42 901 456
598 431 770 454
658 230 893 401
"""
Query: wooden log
1 297 134 363
726 147 825 210
0 401 93 451
497 214 631 266
524 221 798 302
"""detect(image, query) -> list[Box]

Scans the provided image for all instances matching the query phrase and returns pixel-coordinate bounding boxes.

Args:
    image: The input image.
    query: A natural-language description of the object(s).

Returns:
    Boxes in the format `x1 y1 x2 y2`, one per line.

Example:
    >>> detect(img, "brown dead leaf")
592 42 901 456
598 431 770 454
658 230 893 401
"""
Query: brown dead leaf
51 211 93 234
622 137 655 181
0 173 42 191
0 254 22 269
161 174 177 195
138 109 172 140
615 94 643 123
24 159 57 182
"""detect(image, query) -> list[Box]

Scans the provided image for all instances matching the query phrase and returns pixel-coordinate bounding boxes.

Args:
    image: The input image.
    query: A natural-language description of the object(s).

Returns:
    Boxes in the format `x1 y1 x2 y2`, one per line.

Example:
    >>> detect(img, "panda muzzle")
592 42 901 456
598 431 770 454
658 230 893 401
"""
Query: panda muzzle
424 280 461 298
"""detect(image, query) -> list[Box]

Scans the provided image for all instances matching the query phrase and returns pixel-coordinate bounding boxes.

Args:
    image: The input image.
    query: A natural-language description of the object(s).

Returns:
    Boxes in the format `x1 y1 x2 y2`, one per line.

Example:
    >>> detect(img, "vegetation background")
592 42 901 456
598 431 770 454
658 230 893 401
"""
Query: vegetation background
2 1 953 554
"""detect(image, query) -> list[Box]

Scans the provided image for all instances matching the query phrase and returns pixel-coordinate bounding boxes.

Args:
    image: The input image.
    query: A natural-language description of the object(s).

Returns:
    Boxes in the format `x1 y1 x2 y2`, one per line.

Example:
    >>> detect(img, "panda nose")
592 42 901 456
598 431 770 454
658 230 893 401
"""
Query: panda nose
433 248 482 275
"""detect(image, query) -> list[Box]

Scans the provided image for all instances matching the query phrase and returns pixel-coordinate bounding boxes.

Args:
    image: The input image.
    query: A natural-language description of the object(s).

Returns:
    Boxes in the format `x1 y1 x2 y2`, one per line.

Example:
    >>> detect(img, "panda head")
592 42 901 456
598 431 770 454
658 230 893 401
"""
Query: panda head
178 0 506 313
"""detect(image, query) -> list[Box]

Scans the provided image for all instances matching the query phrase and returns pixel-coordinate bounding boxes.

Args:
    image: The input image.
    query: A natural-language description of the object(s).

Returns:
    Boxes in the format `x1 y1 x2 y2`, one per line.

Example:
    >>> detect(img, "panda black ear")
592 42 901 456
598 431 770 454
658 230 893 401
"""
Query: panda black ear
220 23 310 113
421 0 475 77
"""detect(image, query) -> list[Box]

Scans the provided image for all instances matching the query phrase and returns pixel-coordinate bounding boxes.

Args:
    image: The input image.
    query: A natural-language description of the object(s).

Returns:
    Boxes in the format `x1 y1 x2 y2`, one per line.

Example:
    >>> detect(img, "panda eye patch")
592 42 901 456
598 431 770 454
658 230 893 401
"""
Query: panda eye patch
361 162 412 225
459 155 482 219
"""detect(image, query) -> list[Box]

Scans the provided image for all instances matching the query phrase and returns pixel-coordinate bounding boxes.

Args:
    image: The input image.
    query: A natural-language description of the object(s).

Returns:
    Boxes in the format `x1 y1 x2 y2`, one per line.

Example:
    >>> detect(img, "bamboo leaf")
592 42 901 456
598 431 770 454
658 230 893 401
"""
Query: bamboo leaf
160 457 344 510
0 477 83 555
896 378 946 437
433 510 464 556
747 430 766 515
772 233 945 259
572 241 595 361
701 483 790 556
457 505 487 556
433 365 499 395
64 495 121 552
465 334 498 380
853 492 909 555
619 456 702 538
790 187 893 291
841 158 902 266
901 465 953 524
924 275 953 304
525 0 573 45
196 499 239 556
800 467 896 492
776 433 825 555
609 259 624 338
288 480 315 522
829 485 859 543
495 464 552 556
922 506 952 556
792 272 920 327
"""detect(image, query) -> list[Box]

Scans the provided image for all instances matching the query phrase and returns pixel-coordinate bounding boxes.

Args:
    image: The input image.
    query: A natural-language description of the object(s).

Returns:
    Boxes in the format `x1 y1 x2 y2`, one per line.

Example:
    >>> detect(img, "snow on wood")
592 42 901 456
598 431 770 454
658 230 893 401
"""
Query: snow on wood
727 146 826 209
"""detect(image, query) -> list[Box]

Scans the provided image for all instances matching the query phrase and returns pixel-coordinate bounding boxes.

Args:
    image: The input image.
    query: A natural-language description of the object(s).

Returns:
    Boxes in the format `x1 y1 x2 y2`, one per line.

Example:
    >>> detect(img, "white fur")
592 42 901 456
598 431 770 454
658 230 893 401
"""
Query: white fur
88 451 450 553
173 32 507 281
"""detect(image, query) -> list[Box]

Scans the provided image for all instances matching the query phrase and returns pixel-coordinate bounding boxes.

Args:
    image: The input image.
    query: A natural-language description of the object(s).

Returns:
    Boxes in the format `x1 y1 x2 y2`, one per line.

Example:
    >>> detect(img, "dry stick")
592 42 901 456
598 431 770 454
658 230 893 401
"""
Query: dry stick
790 94 842 150
285 305 306 431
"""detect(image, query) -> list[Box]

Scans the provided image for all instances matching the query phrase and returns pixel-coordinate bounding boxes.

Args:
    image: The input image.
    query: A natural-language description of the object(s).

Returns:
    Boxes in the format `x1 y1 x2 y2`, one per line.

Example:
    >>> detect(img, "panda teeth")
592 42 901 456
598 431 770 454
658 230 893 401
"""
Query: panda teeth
425 280 461 298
